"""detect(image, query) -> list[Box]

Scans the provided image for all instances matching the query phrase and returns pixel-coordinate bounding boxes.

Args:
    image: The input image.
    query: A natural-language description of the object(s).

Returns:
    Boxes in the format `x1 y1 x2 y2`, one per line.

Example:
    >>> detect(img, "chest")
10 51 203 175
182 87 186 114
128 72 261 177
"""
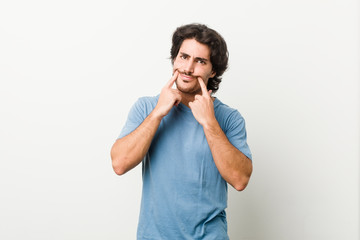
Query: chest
148 109 220 182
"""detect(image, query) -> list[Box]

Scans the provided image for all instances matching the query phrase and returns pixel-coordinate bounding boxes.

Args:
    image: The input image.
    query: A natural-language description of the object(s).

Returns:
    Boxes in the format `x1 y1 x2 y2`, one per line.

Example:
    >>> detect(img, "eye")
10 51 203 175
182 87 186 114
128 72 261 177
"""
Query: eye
197 59 206 64
180 55 187 60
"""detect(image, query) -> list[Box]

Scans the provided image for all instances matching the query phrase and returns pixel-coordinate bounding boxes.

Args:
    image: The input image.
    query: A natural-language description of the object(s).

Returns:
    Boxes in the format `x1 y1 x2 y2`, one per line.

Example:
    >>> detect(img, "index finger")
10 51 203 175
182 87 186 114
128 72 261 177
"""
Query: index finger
197 76 208 96
165 70 179 88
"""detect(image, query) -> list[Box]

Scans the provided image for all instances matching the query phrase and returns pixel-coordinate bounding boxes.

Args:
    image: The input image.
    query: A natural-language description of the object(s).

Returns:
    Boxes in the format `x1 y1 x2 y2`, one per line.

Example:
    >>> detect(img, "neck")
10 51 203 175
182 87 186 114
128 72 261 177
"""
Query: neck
179 91 215 108
180 92 196 108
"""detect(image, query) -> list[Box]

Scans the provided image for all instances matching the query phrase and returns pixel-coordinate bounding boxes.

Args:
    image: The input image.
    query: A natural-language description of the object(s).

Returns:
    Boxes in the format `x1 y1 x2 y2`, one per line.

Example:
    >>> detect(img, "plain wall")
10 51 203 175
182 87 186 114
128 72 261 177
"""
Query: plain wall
0 0 358 239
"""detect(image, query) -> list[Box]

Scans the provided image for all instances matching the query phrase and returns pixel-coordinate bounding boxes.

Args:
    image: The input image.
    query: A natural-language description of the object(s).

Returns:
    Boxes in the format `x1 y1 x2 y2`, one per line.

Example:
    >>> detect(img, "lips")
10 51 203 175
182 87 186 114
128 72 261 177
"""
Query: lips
180 73 194 81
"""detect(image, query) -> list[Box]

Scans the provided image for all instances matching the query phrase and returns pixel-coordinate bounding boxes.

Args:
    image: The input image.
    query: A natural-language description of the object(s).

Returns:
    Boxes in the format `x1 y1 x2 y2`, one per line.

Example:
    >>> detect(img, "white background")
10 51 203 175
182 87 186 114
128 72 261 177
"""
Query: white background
0 0 359 239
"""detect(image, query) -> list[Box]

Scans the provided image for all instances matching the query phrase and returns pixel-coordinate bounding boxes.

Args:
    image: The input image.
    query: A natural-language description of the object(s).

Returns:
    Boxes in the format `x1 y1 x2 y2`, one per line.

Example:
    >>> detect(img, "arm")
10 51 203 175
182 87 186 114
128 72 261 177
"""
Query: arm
189 77 253 191
202 119 253 191
111 112 162 175
111 71 181 175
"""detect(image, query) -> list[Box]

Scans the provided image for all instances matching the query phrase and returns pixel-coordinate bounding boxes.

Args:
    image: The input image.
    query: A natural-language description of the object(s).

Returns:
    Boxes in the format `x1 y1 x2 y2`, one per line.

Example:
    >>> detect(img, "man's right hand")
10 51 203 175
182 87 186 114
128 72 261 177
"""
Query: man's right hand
111 71 181 175
152 70 181 119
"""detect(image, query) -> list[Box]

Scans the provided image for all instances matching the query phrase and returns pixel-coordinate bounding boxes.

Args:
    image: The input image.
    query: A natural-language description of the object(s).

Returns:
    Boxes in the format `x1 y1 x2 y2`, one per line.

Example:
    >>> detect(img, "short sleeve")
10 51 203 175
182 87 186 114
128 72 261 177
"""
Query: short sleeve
224 111 252 161
118 98 150 139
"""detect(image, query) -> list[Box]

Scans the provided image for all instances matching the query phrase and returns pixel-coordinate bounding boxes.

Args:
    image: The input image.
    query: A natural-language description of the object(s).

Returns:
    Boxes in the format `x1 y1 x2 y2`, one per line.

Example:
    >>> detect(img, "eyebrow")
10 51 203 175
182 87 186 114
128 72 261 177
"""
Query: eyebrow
179 52 209 62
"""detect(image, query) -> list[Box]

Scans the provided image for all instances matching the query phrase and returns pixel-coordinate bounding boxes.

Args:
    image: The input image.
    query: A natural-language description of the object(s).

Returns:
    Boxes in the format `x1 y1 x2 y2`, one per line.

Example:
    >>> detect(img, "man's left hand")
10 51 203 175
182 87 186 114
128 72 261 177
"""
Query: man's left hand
189 77 216 128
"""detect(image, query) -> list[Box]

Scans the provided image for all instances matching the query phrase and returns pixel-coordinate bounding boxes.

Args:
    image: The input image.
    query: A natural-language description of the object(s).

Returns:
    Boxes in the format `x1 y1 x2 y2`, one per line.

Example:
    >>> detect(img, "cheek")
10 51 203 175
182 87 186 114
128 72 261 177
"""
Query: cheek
200 69 214 79
173 59 181 71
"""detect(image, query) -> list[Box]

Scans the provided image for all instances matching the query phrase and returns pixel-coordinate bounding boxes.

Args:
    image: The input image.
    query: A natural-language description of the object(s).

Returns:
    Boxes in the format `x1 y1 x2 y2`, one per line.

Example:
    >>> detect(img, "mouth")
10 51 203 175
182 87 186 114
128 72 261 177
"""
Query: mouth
179 73 195 82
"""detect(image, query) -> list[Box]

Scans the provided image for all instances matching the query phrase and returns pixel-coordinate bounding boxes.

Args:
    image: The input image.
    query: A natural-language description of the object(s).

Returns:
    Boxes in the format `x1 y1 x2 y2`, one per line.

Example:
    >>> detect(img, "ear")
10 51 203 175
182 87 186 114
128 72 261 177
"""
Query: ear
210 70 216 78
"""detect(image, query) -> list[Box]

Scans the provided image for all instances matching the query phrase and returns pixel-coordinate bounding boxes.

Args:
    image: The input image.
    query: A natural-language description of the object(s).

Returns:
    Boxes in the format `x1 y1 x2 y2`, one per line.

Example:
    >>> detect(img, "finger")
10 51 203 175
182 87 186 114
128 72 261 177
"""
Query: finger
166 70 179 88
173 90 182 106
197 76 208 96
188 101 193 109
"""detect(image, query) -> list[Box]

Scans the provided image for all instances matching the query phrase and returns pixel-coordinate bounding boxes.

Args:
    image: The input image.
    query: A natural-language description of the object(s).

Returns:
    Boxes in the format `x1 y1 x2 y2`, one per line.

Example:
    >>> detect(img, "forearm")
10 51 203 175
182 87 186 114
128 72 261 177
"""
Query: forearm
203 120 253 191
111 71 181 175
111 111 162 175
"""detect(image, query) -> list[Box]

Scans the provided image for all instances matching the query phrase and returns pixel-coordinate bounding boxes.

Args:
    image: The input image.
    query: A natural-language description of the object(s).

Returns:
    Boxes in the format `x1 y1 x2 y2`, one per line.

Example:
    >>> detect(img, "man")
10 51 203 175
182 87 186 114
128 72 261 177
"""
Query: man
111 23 252 239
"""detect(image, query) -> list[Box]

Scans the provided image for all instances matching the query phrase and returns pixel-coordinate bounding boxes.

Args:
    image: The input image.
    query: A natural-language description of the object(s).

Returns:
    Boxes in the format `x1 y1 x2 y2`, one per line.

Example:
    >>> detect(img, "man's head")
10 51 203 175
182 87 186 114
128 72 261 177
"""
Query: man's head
170 24 229 94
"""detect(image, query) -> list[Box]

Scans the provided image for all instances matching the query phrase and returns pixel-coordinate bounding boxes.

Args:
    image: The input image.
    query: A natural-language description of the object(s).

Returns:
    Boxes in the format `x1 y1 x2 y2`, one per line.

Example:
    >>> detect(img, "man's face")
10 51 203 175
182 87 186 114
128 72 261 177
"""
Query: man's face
173 39 215 95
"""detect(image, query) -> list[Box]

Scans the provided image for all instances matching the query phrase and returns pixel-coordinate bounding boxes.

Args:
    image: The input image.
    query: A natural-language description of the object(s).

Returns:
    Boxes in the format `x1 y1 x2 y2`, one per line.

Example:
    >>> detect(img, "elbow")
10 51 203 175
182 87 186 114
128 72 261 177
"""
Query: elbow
111 145 128 176
234 161 253 191
111 153 131 176
111 143 141 176
112 159 127 176
233 178 249 191
232 168 252 191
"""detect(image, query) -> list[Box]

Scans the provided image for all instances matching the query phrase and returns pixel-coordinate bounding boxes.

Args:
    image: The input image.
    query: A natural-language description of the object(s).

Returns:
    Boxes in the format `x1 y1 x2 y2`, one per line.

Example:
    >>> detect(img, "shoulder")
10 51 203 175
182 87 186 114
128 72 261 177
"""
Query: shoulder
214 98 245 131
136 95 159 106
132 95 159 112
125 95 160 122
214 98 244 120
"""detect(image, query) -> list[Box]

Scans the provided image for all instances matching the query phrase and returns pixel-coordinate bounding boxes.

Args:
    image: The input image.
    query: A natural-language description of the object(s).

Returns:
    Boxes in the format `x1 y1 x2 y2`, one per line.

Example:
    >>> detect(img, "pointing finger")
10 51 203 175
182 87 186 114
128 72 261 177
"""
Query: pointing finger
197 76 208 96
166 70 179 88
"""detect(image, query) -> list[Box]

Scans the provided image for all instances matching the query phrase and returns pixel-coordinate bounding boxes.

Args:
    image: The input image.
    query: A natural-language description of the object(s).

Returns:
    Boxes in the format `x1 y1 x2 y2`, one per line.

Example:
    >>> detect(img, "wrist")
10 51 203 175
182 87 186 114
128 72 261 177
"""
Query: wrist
202 118 220 133
149 109 165 122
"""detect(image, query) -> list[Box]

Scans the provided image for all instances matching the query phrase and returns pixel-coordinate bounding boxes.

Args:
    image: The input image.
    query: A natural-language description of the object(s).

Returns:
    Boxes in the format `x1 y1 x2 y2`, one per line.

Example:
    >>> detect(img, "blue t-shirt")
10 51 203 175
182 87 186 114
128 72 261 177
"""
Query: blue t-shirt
119 95 252 240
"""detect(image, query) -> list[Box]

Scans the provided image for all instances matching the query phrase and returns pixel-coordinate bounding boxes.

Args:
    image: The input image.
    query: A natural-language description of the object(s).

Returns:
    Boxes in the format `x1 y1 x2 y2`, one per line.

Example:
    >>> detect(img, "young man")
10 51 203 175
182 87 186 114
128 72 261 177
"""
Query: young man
111 23 253 239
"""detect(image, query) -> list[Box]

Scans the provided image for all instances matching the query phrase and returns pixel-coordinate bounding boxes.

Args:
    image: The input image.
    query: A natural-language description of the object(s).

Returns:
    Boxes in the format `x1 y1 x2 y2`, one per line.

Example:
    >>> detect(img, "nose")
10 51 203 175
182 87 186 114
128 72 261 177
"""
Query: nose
183 60 194 74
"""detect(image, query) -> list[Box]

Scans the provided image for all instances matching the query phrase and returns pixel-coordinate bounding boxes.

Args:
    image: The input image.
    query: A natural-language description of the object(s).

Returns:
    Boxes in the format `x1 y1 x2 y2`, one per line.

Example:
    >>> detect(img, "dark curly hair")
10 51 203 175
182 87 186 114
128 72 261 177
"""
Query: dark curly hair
170 23 229 93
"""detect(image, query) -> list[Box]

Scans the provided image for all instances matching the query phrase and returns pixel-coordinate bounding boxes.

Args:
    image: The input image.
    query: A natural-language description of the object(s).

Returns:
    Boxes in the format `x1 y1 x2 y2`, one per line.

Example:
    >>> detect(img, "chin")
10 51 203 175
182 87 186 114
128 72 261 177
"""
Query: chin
177 85 200 95
175 80 198 94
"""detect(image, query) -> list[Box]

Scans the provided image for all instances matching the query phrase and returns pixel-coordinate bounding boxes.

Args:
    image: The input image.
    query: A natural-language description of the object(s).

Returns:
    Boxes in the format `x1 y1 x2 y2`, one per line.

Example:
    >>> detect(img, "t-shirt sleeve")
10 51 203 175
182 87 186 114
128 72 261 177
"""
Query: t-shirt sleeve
118 98 148 139
224 111 253 161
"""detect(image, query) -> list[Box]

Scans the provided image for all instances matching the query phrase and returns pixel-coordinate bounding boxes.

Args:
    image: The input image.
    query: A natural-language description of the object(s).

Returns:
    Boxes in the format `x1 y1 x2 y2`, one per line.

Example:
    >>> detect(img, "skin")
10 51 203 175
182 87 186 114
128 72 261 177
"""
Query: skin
172 38 215 105
111 39 252 191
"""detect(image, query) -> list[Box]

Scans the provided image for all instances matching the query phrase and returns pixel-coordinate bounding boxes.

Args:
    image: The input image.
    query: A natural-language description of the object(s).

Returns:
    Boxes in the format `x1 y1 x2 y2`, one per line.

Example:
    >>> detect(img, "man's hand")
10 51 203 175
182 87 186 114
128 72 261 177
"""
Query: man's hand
189 77 253 191
152 70 182 119
189 77 216 127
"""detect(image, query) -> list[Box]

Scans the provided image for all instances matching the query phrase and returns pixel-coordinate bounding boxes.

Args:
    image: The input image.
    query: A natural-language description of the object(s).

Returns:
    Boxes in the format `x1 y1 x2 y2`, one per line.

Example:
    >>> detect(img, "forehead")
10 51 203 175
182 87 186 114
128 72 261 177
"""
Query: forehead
179 39 211 59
